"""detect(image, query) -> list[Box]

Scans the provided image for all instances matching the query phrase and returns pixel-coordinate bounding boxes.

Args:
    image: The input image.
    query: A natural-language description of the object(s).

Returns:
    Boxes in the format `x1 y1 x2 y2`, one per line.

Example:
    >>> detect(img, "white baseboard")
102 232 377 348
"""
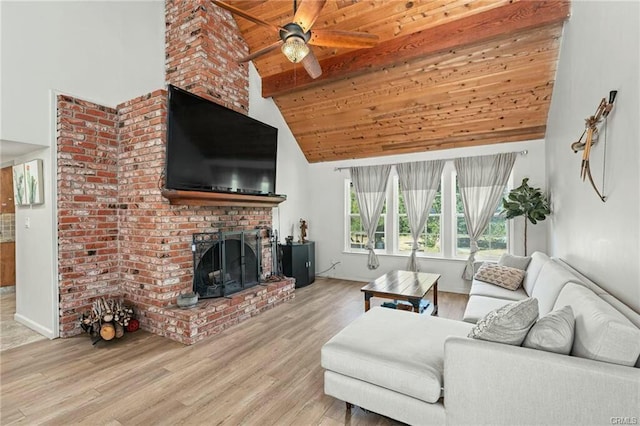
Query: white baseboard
14 313 56 339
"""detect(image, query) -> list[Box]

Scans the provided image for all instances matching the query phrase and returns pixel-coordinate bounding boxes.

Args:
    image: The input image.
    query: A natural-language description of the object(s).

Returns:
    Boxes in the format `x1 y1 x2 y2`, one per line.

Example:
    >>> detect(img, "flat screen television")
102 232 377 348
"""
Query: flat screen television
165 84 279 195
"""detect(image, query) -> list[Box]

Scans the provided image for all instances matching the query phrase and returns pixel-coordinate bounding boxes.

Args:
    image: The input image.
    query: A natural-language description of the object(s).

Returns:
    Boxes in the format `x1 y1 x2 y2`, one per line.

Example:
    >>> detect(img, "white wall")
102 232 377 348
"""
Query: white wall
12 147 57 337
1 0 165 147
248 63 311 242
308 140 547 293
545 1 639 312
0 1 165 337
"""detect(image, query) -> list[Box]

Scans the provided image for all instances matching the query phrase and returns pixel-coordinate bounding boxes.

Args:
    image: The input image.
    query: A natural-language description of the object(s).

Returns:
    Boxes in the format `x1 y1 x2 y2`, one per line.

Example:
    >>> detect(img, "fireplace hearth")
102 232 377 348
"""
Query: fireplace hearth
192 231 261 298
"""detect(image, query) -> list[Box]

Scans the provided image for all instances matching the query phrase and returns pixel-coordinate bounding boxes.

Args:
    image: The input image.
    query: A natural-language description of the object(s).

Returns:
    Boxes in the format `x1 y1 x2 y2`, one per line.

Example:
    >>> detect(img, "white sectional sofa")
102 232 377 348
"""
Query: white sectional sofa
321 252 640 425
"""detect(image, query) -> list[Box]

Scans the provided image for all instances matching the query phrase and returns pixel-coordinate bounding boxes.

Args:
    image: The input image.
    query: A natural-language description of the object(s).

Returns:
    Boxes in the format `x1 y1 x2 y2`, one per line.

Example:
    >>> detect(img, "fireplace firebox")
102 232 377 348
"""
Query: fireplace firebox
192 231 261 298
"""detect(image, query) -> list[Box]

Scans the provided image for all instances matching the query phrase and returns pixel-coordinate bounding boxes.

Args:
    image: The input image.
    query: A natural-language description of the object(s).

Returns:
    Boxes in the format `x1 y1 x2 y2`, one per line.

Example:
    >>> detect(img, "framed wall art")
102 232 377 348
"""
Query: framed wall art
24 160 44 205
12 159 44 206
12 164 27 206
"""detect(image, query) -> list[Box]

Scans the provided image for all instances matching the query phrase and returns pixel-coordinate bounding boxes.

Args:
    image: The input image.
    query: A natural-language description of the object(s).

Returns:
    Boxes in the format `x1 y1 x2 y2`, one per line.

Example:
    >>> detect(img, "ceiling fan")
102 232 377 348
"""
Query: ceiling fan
211 0 379 79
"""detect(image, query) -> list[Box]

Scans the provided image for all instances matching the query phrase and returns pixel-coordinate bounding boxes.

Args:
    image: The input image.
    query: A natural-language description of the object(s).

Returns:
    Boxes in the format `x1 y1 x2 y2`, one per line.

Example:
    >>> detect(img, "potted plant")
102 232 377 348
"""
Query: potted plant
502 178 550 256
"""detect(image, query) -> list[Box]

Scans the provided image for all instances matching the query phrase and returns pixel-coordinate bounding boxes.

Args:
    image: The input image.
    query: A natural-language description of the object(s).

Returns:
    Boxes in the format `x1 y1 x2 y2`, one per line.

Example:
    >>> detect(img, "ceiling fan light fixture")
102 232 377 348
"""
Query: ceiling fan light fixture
281 35 309 63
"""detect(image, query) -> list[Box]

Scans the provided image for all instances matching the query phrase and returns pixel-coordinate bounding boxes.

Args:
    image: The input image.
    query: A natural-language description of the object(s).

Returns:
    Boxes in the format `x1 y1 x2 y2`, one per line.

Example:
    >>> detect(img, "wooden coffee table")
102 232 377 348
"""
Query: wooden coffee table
361 270 439 315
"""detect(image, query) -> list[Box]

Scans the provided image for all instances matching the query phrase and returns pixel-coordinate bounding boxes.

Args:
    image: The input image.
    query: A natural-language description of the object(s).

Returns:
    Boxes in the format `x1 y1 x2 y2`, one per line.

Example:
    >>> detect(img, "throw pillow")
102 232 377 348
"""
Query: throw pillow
468 298 539 346
555 283 640 367
474 263 526 290
523 305 575 354
498 253 531 271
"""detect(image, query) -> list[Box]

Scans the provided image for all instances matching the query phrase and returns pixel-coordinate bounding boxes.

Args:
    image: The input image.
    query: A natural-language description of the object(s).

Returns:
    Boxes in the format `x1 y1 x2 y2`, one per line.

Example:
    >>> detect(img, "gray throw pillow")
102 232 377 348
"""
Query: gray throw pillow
498 253 531 271
523 305 575 354
474 263 525 290
468 298 539 346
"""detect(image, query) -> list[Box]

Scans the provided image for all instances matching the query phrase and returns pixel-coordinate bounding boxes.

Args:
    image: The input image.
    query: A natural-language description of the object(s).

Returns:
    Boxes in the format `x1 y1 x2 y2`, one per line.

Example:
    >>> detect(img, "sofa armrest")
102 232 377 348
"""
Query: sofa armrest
444 336 640 425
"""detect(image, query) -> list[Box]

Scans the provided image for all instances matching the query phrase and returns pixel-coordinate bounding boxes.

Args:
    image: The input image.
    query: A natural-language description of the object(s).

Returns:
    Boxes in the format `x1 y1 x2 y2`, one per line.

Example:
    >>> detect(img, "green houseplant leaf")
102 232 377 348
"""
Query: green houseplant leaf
502 178 550 255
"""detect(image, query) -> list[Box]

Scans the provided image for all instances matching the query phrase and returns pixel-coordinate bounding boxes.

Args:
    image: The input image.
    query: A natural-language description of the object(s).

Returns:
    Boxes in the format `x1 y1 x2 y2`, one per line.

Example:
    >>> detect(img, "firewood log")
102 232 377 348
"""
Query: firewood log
100 323 116 341
114 322 124 338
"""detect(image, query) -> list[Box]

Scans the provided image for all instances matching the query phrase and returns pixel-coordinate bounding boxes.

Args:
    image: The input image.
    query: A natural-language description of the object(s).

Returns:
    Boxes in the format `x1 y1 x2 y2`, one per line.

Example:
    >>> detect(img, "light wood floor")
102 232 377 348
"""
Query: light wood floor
0 278 468 425
0 289 48 352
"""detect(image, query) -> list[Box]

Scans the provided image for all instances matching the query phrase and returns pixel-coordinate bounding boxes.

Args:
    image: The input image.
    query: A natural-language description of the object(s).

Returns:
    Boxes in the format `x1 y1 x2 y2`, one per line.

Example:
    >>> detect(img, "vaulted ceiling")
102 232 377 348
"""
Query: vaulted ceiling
222 0 570 163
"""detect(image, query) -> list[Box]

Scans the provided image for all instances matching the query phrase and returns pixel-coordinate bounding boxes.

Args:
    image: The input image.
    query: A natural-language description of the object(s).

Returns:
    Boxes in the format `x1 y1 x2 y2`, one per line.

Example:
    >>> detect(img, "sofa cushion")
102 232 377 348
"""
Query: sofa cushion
498 253 531 270
468 298 539 346
522 251 550 296
321 307 473 404
530 260 577 315
523 305 575 354
463 295 515 323
469 280 528 301
554 283 640 367
474 263 525 290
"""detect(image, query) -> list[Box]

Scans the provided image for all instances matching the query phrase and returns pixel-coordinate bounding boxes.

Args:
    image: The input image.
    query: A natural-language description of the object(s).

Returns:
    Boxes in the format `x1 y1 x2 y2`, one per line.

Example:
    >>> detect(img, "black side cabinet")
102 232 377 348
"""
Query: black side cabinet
280 241 315 288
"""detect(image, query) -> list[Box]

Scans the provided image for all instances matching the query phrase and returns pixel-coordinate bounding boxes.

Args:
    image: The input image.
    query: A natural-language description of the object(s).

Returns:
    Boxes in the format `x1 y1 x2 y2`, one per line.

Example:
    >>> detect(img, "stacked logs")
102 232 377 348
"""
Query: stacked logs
80 298 136 341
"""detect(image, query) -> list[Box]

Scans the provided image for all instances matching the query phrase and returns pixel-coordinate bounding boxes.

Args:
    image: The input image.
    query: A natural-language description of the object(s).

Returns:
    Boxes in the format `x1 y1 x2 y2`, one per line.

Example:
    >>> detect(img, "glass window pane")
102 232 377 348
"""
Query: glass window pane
398 186 441 255
431 191 442 214
375 215 385 249
455 178 509 258
455 189 465 214
347 179 387 251
350 215 365 249
398 192 407 214
399 216 411 237
457 215 468 235
423 215 441 253
350 184 359 215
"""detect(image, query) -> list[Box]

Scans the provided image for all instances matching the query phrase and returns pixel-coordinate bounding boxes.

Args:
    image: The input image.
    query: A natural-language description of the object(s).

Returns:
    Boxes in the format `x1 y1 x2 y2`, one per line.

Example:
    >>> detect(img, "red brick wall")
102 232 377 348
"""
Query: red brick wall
57 95 120 337
116 91 274 333
55 0 290 343
117 90 171 310
56 90 281 341
165 0 249 112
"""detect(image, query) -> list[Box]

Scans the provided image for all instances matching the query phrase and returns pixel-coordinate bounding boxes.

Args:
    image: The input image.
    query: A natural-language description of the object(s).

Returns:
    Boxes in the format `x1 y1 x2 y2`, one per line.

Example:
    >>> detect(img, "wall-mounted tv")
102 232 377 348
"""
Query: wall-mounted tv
165 84 279 195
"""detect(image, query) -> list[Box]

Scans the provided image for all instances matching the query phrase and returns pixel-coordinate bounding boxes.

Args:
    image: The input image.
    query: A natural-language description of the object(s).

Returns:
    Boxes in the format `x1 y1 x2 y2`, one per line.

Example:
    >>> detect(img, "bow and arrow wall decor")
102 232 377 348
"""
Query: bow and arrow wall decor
571 90 618 202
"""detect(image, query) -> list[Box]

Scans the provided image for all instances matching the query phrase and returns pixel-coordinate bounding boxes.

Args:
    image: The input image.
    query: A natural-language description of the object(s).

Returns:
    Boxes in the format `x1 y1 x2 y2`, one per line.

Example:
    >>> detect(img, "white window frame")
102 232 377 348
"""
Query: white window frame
343 163 512 261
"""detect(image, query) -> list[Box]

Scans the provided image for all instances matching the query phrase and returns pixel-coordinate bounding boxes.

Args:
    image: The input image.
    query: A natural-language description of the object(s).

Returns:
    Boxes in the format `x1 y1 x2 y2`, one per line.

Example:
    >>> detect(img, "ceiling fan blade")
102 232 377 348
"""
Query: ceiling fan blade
310 29 379 48
238 40 283 63
293 0 326 33
211 1 281 33
301 49 322 79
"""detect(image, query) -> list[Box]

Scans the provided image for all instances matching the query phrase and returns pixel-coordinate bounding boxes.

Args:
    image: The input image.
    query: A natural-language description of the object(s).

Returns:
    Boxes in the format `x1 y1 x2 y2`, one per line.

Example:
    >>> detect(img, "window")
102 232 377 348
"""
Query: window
454 177 508 259
345 162 510 260
348 182 386 251
397 186 442 255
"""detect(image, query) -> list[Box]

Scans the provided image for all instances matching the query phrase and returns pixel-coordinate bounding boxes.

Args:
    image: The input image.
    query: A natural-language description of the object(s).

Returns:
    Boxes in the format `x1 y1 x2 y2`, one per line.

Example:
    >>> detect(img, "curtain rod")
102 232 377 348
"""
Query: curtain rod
333 150 528 172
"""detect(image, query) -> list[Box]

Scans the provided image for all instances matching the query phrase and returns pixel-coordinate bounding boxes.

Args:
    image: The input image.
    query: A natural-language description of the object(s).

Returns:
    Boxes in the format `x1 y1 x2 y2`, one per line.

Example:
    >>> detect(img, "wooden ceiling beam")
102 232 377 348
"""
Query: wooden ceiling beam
261 0 569 98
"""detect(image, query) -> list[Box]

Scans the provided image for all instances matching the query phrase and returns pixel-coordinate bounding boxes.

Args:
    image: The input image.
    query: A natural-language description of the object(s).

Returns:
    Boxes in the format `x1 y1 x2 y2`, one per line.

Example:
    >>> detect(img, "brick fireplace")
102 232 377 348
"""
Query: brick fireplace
56 0 295 344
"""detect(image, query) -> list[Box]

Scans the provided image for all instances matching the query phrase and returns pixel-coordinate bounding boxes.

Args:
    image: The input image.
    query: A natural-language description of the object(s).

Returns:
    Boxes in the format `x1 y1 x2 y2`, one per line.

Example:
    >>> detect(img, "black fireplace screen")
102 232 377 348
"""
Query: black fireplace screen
192 231 261 298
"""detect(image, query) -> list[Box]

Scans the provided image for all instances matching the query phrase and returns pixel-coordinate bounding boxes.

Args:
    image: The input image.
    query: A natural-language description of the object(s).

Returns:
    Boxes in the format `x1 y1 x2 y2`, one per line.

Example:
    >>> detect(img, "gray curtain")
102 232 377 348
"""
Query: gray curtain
350 165 392 270
397 160 445 272
455 153 516 279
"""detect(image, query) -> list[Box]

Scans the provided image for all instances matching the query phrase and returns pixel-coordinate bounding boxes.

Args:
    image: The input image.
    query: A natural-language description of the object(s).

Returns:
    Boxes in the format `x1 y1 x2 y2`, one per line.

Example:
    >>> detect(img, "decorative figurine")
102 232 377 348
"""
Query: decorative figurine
299 219 308 243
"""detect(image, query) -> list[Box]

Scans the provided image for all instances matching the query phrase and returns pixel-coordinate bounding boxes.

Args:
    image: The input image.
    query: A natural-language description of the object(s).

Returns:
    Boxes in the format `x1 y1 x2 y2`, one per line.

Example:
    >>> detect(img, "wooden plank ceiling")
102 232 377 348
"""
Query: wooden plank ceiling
223 0 570 163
